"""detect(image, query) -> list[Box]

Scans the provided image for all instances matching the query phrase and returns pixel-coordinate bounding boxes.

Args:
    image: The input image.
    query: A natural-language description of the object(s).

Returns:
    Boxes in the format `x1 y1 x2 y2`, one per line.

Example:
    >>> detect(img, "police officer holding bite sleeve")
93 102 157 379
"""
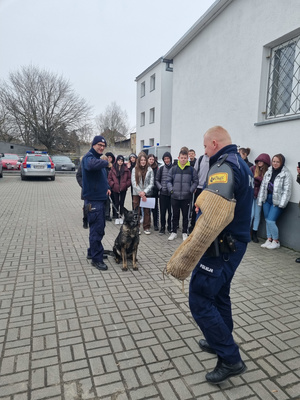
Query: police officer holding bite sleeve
166 126 253 384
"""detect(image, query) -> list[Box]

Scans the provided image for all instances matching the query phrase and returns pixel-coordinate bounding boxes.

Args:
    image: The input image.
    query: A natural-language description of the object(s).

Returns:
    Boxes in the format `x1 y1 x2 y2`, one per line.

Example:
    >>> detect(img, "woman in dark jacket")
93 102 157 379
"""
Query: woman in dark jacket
250 153 271 242
108 155 131 224
148 154 159 231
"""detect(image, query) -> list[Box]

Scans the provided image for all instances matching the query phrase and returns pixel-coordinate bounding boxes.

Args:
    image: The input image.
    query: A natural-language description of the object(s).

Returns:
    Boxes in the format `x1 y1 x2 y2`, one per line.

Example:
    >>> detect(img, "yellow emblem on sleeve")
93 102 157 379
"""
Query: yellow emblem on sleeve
208 173 228 184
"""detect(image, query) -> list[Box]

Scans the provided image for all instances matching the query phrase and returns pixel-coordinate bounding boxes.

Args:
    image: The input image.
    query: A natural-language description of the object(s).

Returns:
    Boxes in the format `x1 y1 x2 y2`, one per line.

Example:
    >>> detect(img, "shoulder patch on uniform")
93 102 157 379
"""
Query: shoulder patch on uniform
208 172 228 185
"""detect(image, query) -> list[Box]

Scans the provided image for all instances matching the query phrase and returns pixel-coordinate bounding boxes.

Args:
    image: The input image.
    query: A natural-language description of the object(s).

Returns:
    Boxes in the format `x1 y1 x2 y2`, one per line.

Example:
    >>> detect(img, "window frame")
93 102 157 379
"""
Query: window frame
150 74 156 92
141 81 145 97
266 34 300 120
149 107 155 124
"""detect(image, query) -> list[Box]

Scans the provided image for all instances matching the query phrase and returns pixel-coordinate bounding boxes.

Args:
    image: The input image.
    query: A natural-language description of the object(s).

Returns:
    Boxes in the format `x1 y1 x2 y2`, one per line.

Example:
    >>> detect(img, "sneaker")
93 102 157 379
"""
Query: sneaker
139 231 141 235
144 229 151 235
115 218 119 225
182 233 188 241
261 239 272 248
119 218 123 225
267 240 280 249
168 232 177 241
159 228 165 235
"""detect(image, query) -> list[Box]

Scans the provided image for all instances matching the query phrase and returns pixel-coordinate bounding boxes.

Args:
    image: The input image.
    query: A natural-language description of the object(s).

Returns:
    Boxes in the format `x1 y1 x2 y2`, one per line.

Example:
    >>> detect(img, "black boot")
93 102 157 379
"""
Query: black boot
252 230 259 243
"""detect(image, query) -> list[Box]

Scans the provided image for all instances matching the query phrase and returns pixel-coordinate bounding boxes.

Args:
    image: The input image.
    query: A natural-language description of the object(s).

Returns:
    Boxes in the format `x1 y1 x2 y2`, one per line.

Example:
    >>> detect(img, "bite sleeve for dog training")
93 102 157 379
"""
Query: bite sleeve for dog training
166 158 236 281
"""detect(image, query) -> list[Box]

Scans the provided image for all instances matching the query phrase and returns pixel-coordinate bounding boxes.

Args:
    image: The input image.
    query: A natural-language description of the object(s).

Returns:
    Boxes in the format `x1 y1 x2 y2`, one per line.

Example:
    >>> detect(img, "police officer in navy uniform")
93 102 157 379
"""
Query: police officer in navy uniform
189 126 253 384
82 135 111 271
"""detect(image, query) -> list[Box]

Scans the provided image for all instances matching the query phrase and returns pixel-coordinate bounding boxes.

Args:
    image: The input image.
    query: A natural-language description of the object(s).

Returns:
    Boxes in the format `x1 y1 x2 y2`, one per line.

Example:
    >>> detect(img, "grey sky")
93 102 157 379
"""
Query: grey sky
0 0 215 130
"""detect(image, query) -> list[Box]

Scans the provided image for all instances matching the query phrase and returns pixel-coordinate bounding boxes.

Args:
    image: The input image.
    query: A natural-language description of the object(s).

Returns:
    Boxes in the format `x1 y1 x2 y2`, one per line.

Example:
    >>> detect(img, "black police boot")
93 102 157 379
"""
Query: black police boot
252 230 259 243
295 258 300 263
91 261 108 271
83 218 88 229
206 359 247 384
199 339 216 354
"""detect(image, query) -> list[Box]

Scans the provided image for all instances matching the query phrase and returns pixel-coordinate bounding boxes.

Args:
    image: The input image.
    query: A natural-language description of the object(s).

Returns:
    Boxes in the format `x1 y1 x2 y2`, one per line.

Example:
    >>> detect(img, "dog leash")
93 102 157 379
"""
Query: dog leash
108 195 122 219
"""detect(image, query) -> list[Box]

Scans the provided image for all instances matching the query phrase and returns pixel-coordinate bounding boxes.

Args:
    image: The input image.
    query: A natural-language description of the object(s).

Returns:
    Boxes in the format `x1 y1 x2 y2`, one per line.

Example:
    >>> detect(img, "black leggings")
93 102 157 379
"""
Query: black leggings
112 191 127 216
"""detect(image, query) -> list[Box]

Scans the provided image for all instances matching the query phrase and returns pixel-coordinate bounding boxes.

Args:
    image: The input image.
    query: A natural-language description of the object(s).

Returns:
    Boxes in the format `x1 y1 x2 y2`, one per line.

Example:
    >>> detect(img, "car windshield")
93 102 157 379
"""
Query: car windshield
27 155 50 162
3 154 19 160
52 156 72 162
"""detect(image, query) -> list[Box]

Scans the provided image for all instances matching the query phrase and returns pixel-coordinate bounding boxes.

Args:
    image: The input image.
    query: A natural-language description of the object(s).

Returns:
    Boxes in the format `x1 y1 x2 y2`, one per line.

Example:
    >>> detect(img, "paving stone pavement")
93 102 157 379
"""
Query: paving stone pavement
0 174 300 400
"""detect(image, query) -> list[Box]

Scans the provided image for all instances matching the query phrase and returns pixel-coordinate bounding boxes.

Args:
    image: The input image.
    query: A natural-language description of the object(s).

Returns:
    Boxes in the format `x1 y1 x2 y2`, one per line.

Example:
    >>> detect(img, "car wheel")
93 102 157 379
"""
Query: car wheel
51 176 55 181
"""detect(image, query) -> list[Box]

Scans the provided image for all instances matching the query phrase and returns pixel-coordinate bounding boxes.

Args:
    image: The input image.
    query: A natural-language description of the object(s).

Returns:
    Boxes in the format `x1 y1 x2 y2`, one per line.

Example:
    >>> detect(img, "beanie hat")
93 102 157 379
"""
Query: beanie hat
92 135 107 146
105 152 115 164
129 153 137 159
116 155 124 162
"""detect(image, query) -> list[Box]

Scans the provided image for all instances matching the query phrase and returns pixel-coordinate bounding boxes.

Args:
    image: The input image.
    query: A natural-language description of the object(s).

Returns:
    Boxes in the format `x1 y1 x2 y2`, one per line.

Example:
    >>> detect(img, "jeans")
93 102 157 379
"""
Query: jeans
250 198 262 231
171 198 190 234
262 194 283 240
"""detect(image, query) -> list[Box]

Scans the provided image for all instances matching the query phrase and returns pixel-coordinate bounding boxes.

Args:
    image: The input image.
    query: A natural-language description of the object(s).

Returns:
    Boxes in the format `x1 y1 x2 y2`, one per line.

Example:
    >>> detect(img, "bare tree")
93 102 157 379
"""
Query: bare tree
95 101 129 146
0 65 92 153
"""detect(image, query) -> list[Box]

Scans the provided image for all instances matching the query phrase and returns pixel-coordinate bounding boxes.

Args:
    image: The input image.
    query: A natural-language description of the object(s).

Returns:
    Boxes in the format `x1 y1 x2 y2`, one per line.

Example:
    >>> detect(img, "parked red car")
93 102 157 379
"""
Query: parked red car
1 153 21 170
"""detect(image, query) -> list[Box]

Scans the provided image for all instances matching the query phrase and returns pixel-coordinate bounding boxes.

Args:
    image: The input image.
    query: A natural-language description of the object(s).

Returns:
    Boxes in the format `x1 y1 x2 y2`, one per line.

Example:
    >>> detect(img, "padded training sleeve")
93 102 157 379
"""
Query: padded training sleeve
166 190 236 281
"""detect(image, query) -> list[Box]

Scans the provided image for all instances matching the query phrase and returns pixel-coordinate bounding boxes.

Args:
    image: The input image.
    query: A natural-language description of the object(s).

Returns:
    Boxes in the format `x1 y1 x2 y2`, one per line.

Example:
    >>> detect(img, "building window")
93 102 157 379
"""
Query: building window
149 138 154 146
149 108 155 123
140 140 144 149
266 34 300 119
141 81 145 97
150 74 156 91
140 112 145 126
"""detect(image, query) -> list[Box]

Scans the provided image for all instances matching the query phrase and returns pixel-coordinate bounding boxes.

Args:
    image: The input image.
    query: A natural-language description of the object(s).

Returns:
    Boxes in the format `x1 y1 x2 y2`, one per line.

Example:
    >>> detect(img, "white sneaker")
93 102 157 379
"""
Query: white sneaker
144 229 151 235
168 232 177 241
267 240 280 249
115 218 119 225
118 218 123 225
261 239 272 248
182 233 188 241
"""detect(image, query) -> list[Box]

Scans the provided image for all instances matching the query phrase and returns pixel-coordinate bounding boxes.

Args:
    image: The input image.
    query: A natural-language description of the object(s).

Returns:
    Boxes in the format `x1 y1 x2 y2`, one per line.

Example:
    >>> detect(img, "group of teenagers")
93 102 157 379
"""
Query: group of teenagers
103 144 295 253
103 147 208 240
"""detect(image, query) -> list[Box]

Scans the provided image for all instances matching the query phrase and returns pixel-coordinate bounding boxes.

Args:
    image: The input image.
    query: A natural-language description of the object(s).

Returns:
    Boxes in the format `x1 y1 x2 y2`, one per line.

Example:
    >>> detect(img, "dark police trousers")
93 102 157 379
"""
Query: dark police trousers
189 240 247 364
86 200 106 262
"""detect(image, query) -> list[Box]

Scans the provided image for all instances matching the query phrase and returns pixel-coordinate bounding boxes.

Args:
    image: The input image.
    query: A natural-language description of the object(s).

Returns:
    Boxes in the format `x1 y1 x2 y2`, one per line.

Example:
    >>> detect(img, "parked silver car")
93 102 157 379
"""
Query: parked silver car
20 151 55 180
51 155 75 171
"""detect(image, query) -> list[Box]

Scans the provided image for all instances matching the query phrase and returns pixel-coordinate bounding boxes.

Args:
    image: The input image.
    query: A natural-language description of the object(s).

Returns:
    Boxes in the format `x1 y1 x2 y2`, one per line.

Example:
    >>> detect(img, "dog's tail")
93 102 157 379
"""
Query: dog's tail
103 250 115 256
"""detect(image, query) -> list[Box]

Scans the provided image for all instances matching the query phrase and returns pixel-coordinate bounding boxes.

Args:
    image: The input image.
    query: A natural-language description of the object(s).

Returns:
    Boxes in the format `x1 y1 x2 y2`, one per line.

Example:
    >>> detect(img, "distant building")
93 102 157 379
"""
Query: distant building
0 141 34 155
135 57 173 155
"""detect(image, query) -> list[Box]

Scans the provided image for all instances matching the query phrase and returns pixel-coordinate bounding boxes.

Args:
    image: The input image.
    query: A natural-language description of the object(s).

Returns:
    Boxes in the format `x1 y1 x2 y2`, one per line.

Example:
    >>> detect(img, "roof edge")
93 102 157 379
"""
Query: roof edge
135 57 164 81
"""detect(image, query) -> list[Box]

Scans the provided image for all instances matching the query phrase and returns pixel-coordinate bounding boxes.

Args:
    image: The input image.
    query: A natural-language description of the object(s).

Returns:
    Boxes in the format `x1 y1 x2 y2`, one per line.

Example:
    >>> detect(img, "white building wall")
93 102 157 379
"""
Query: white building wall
171 0 300 205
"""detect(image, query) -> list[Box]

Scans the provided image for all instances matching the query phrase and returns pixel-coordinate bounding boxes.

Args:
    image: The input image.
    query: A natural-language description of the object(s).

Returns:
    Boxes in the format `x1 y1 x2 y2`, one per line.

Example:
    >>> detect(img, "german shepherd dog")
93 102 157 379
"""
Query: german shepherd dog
112 207 140 271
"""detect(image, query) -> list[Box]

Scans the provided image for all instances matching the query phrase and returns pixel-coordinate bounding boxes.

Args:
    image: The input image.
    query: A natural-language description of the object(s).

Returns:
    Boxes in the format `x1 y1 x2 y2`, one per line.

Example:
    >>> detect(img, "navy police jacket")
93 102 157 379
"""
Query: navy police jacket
82 148 109 201
209 144 253 243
